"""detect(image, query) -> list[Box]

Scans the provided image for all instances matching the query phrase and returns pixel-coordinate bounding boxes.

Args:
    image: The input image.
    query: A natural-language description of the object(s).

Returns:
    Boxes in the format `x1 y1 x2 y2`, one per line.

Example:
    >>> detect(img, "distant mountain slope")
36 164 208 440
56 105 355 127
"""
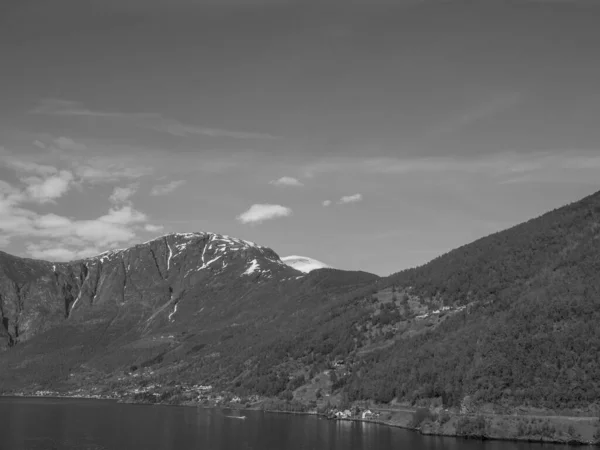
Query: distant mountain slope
281 255 331 273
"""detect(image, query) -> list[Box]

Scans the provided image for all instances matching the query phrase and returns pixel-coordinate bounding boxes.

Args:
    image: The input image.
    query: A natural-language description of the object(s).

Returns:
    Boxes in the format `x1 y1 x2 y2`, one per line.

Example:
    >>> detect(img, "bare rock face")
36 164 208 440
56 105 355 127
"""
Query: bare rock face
0 232 300 350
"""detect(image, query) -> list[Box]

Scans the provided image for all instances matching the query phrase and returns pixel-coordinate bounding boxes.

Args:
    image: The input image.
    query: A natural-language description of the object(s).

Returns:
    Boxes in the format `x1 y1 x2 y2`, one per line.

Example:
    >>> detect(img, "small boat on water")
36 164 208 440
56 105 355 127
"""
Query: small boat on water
225 415 246 420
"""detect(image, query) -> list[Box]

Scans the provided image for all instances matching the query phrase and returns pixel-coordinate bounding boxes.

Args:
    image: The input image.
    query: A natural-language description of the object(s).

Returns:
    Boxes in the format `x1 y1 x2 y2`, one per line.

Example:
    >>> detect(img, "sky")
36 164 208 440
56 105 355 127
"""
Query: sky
1 0 600 276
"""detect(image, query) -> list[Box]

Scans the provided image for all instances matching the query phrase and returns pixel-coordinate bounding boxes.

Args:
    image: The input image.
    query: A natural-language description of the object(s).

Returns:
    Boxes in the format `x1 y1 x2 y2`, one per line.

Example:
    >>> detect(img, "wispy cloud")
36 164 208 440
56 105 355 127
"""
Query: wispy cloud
54 136 87 151
321 195 362 207
32 99 279 140
237 204 292 225
338 194 363 205
144 224 165 233
150 180 186 196
302 150 600 185
423 92 523 139
269 176 304 187
21 137 154 184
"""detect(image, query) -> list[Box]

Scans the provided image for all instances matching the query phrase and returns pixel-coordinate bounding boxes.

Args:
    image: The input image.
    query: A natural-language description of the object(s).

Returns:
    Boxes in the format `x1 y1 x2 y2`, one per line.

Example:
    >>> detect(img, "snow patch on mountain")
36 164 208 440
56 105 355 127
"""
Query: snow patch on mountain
243 259 260 275
281 256 331 273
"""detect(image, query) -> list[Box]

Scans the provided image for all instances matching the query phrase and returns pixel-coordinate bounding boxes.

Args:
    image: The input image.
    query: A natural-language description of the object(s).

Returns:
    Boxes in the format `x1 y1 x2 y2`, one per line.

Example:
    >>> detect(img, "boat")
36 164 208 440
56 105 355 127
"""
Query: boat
225 415 246 420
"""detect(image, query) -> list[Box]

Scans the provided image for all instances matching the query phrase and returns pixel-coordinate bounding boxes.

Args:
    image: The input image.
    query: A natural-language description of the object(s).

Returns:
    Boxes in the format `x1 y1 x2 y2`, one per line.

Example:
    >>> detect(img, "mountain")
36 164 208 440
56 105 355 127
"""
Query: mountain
2 190 600 424
0 232 298 349
343 190 600 409
0 231 378 393
206 189 600 413
281 255 332 273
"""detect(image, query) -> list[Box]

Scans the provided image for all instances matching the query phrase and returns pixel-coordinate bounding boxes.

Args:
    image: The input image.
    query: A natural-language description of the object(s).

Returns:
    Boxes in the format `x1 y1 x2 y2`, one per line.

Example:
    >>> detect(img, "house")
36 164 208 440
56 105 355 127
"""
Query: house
362 410 374 419
334 410 352 419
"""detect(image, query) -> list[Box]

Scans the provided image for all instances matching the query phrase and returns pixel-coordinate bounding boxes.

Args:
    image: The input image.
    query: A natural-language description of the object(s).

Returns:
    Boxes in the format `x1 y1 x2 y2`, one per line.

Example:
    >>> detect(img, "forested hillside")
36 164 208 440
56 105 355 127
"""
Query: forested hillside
237 190 600 411
345 190 600 409
386 190 600 306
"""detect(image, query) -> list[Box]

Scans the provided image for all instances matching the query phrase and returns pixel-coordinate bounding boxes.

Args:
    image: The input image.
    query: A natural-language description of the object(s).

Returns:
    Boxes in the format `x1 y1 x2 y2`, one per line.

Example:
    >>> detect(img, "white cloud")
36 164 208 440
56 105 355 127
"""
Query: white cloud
32 99 279 140
322 200 332 207
23 170 74 203
269 176 304 187
150 180 186 196
237 204 292 225
109 184 138 204
338 194 363 205
97 206 147 226
0 172 153 260
144 224 164 232
0 140 168 260
25 242 100 262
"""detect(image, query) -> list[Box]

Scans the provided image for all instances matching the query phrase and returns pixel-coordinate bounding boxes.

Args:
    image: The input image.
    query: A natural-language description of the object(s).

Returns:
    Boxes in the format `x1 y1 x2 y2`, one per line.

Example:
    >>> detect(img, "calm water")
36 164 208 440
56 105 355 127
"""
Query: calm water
0 398 569 450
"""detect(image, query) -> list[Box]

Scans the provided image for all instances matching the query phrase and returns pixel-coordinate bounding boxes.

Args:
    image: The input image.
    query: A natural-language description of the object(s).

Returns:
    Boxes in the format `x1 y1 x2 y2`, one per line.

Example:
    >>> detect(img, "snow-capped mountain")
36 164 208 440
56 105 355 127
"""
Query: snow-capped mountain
281 255 332 273
0 232 302 348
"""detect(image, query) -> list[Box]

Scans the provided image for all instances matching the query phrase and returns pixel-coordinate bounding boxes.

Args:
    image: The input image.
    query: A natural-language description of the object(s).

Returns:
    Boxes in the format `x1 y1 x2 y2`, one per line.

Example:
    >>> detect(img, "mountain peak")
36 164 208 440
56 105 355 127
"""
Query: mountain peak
86 231 270 264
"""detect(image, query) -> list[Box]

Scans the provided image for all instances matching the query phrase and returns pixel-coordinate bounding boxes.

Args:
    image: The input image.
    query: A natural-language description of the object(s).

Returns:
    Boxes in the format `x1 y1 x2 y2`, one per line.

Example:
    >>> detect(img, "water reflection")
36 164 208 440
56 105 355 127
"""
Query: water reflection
0 398 573 450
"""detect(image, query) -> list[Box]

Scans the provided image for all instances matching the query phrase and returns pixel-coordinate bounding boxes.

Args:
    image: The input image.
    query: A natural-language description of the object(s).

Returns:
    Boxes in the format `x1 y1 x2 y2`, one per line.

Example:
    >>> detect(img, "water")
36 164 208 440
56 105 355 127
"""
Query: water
0 398 569 450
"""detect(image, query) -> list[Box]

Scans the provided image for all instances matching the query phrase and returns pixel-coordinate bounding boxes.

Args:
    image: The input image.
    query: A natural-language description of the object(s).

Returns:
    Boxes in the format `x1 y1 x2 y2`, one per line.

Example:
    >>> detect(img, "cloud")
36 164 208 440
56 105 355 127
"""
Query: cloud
2 139 152 186
109 184 138 204
25 242 100 261
54 136 87 151
150 180 186 196
0 149 74 203
338 194 363 205
0 199 150 260
74 163 152 183
322 200 332 207
269 176 304 187
144 224 164 233
0 148 59 176
32 99 279 140
237 204 292 225
22 170 74 203
301 151 600 185
0 169 153 261
423 92 523 139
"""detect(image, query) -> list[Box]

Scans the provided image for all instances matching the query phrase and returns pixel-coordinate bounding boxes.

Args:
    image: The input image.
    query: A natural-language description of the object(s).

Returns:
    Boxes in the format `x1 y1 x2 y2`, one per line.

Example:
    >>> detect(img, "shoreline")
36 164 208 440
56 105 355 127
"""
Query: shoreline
2 393 598 446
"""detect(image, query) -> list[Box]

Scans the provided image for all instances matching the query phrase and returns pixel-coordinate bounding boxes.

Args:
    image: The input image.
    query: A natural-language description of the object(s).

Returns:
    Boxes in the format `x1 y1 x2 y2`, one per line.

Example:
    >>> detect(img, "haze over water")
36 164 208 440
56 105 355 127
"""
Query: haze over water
0 398 569 450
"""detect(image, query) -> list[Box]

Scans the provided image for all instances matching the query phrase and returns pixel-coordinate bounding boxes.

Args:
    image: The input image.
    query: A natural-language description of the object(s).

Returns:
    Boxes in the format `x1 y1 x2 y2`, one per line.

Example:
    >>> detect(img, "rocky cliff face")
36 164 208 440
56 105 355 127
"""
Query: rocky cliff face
0 232 299 351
